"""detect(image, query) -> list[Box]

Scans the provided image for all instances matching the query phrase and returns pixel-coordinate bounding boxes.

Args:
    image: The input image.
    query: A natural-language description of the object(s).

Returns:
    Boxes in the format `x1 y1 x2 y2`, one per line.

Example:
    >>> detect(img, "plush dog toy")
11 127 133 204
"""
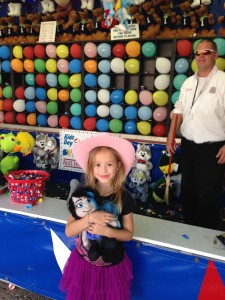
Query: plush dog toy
134 143 153 182
68 186 122 262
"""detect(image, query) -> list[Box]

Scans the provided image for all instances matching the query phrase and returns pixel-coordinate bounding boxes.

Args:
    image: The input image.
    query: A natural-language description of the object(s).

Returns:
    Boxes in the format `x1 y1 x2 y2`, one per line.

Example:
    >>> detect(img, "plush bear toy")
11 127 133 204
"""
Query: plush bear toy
68 186 122 263
194 4 215 36
156 1 176 38
175 0 196 38
92 7 110 40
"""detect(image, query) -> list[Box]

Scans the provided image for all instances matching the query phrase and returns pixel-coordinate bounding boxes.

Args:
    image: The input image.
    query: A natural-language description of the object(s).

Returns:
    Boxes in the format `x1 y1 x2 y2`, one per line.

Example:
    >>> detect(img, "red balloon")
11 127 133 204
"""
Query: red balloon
34 44 45 59
4 111 15 123
152 124 166 137
16 112 27 125
83 117 96 131
70 44 82 58
59 115 70 128
112 43 126 58
23 46 34 59
15 86 24 99
2 99 13 111
35 73 46 86
176 39 192 57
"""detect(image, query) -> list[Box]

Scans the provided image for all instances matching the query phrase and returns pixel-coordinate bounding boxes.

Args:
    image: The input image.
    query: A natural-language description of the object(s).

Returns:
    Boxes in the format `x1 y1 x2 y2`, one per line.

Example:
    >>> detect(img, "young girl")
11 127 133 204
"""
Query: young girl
60 133 136 300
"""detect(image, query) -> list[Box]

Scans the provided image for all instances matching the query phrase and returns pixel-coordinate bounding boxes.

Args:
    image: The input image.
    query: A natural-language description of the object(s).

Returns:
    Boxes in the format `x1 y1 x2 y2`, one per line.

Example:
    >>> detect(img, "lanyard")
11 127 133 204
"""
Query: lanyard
190 78 208 110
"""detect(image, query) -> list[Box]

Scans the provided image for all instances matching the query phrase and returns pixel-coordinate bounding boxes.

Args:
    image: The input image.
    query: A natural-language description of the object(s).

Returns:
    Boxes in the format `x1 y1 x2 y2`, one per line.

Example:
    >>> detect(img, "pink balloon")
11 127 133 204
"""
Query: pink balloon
36 101 47 113
46 44 57 58
153 106 168 122
84 42 97 58
0 111 4 123
57 59 69 73
139 90 152 105
47 115 58 127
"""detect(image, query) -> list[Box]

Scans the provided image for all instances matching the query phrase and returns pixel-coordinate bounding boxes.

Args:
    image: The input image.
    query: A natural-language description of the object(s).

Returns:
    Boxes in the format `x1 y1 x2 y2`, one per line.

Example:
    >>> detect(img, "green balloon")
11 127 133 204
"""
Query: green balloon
34 59 46 73
70 103 81 116
58 73 69 88
193 39 202 52
3 86 12 98
25 74 35 86
142 42 156 57
213 38 225 56
173 74 187 91
0 74 2 85
109 119 123 133
70 88 81 102
171 91 180 105
47 101 58 114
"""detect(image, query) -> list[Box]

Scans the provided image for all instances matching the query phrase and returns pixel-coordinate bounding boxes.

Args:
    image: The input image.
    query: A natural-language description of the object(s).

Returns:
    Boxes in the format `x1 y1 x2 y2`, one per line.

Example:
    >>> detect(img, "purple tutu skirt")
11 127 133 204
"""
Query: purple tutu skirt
60 249 133 300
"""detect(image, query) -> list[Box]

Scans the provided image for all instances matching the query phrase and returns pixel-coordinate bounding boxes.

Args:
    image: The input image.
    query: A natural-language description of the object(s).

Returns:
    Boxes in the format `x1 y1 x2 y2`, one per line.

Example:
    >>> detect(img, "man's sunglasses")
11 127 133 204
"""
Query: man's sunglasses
194 49 217 56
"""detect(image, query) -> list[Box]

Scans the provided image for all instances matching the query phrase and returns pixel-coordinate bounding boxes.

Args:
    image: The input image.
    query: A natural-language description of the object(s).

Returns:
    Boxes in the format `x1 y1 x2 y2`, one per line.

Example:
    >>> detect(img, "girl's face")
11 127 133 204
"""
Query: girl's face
72 196 96 218
93 148 119 186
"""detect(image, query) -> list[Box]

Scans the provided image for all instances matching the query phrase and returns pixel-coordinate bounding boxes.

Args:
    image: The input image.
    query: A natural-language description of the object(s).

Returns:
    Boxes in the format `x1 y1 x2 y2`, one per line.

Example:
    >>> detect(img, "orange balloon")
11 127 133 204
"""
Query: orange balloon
125 41 141 57
84 60 97 73
0 99 3 110
24 59 34 72
58 89 69 102
27 113 36 125
11 59 23 72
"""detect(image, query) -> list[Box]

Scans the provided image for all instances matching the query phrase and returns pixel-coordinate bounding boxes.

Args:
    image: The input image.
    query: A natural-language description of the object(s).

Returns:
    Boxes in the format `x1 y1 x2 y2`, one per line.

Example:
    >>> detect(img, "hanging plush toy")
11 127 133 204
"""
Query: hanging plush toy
81 0 95 11
14 131 35 156
114 0 133 31
41 0 55 14
101 0 118 29
134 143 153 182
68 186 122 262
191 0 211 8
8 0 23 17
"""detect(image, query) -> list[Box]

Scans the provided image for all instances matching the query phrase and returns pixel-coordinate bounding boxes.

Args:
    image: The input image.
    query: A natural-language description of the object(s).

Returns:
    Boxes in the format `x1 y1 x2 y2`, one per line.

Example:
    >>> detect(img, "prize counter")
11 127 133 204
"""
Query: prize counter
0 194 225 300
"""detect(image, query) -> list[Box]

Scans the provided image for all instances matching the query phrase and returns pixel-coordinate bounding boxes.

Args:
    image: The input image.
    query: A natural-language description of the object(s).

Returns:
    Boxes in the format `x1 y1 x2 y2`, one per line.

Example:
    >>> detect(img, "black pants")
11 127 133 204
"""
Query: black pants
181 138 225 230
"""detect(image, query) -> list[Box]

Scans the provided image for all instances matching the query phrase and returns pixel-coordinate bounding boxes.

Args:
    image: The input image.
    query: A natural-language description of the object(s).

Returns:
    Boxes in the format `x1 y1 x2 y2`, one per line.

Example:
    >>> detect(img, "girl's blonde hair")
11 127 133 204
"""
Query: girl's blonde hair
84 146 126 212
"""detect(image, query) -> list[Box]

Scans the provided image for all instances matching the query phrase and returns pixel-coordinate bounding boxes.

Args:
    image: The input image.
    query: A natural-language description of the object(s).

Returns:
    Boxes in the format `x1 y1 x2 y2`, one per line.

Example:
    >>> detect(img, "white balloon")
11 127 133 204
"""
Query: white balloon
154 74 170 90
13 99 25 112
111 58 125 73
155 57 171 74
97 89 110 103
97 105 110 117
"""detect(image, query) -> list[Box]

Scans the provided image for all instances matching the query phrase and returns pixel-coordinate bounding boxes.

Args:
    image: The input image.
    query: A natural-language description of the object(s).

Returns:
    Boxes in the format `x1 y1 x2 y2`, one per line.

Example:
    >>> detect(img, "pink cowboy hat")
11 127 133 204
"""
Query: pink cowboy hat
73 133 135 176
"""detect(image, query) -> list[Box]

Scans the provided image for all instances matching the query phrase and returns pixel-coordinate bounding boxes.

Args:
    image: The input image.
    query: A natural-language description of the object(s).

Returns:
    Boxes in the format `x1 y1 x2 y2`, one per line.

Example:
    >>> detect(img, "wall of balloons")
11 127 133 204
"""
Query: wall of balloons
1 37 225 136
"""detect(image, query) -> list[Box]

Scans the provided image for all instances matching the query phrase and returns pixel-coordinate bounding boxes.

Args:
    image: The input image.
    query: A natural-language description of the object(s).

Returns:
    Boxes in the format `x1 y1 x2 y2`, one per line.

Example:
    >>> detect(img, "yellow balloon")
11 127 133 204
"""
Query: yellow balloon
47 88 58 101
13 45 23 59
216 57 225 71
46 59 57 73
137 121 151 135
153 91 168 106
125 59 139 74
125 90 138 105
69 74 81 88
191 58 198 73
56 45 69 58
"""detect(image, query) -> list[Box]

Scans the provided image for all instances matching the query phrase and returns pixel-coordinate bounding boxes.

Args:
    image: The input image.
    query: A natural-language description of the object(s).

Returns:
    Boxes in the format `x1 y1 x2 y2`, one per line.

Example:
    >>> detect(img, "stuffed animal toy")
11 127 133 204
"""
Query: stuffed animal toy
114 0 132 31
129 168 149 203
175 0 196 37
156 1 176 38
0 132 19 153
193 4 215 36
0 155 20 175
152 177 176 204
191 0 211 8
14 131 35 156
158 150 180 176
8 1 22 17
92 7 110 40
41 0 55 14
134 143 153 182
101 0 118 29
53 0 73 19
75 9 94 41
32 133 49 170
44 135 59 170
81 0 95 11
68 186 122 262
218 3 225 36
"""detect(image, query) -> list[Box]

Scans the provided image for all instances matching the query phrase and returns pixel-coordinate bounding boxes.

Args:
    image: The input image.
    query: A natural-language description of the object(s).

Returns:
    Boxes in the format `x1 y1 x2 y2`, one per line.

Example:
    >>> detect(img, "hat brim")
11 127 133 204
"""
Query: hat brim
73 133 135 177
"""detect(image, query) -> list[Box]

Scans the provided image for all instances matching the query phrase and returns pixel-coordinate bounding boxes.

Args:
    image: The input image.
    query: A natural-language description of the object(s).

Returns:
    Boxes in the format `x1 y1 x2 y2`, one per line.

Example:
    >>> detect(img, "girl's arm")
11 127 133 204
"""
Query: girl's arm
65 214 89 237
87 212 134 242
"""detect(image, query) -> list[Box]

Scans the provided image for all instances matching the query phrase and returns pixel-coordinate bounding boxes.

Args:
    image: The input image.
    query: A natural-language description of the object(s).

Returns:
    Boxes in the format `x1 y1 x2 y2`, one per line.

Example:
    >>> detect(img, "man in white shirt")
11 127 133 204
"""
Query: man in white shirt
166 39 225 229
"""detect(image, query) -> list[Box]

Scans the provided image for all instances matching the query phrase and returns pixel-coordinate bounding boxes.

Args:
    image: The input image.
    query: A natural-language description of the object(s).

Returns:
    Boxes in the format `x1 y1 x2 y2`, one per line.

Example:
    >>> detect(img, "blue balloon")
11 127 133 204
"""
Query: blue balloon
85 104 97 117
110 90 124 104
37 114 47 126
69 59 82 73
25 73 35 85
1 60 11 72
35 87 46 100
138 106 152 120
175 58 189 74
96 119 109 132
70 116 82 129
84 74 97 87
97 43 111 58
0 46 10 59
24 87 35 100
25 101 36 113
124 106 138 119
85 90 97 103
110 104 123 119
98 60 111 73
98 74 110 88
46 73 57 87
124 120 137 134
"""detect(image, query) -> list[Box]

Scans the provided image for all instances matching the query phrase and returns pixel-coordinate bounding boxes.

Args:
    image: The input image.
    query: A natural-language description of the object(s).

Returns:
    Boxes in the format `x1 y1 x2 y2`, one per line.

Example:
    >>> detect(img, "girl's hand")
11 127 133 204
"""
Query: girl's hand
87 223 110 237
89 211 116 226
